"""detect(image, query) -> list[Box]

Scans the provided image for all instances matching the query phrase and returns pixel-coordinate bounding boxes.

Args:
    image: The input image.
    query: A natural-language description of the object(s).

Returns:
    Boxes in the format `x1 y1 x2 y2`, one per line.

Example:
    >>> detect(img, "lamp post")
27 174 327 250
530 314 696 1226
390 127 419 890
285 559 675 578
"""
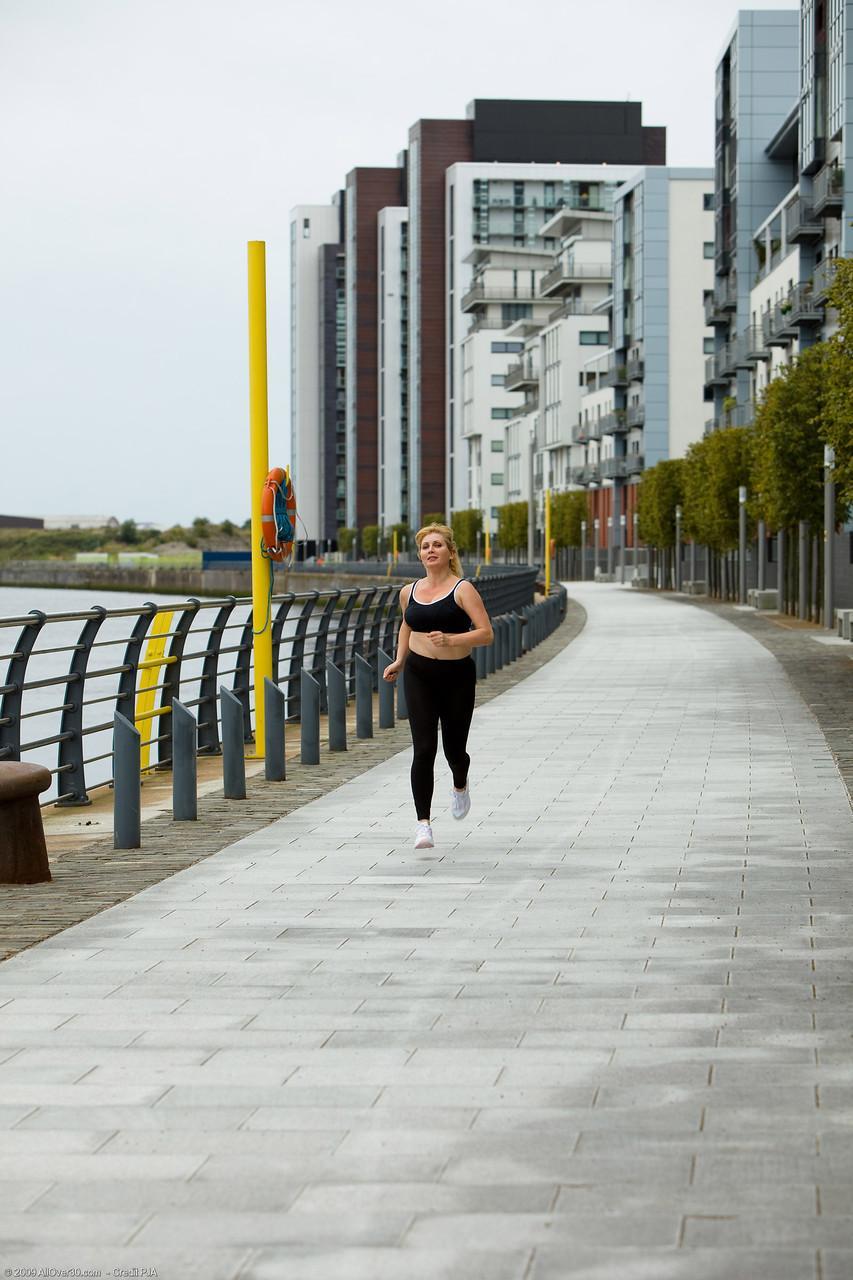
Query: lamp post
738 485 747 605
825 444 836 628
593 517 600 578
606 515 613 577
675 504 683 592
757 495 766 593
581 519 587 582
633 511 639 581
619 513 627 585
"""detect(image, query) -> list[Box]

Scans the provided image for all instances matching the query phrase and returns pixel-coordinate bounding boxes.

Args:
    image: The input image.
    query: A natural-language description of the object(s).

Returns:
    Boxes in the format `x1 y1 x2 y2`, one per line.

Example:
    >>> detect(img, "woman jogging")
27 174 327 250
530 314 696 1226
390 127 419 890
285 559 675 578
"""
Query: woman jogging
383 523 493 849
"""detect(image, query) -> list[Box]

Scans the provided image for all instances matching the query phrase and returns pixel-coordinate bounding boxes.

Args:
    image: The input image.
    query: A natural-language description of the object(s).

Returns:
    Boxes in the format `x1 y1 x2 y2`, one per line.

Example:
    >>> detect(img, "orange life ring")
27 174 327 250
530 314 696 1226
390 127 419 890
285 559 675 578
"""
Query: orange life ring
260 466 297 562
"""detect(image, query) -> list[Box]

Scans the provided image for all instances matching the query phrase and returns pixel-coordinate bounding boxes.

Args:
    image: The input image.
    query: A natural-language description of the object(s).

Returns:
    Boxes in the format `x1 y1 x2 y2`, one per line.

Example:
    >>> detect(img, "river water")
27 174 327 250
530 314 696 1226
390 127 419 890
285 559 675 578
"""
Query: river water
0 586 254 802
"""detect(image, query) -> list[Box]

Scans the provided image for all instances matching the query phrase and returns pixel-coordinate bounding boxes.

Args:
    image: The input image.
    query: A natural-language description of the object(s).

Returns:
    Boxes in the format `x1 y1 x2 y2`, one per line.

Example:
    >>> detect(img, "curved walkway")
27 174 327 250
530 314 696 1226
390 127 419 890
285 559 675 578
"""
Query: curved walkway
0 585 851 1279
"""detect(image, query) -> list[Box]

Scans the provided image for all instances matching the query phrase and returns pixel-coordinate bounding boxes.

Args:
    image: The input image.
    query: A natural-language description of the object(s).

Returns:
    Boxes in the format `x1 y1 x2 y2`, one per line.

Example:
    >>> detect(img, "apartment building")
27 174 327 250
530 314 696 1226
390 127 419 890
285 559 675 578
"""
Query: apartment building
573 168 715 557
377 208 409 529
289 202 344 552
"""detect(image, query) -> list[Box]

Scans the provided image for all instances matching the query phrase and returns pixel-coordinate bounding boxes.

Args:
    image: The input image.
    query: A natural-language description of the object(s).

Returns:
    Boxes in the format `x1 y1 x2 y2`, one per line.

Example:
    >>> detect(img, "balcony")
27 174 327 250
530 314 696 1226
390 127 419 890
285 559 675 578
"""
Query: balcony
600 362 628 389
625 454 645 475
704 351 731 387
813 258 838 301
599 456 627 480
460 283 540 312
785 195 823 242
762 298 798 347
812 164 844 217
788 282 823 327
504 358 538 391
587 416 604 441
539 260 612 297
627 357 645 381
600 410 628 436
744 325 770 363
571 423 589 445
570 465 587 485
626 404 645 428
586 461 601 484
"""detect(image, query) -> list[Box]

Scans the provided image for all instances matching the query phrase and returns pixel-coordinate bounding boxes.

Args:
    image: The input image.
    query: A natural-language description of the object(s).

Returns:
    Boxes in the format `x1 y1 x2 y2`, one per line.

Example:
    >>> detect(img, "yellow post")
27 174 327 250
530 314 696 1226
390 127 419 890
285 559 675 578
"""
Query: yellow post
393 528 398 564
485 521 491 566
545 488 552 597
248 241 272 758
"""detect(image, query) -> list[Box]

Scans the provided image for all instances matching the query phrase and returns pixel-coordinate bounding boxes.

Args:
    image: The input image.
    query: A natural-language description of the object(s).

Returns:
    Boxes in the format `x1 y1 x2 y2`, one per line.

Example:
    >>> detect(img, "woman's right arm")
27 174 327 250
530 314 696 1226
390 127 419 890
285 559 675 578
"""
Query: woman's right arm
383 586 412 682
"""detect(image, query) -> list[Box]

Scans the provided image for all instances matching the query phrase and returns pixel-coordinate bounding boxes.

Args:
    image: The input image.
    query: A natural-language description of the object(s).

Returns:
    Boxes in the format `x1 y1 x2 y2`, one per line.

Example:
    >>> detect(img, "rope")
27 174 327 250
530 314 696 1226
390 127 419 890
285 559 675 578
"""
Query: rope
252 545 275 636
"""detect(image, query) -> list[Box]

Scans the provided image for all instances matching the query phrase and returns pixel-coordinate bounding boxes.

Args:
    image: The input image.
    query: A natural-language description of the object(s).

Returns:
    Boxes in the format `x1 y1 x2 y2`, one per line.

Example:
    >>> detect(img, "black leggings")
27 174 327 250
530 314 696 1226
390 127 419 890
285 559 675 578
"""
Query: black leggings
404 651 476 819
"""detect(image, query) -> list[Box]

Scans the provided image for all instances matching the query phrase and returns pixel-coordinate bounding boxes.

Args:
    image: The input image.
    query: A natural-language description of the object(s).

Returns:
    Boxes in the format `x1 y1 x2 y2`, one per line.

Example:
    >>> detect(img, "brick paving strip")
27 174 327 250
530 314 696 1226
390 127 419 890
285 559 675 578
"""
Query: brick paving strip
0 601 586 961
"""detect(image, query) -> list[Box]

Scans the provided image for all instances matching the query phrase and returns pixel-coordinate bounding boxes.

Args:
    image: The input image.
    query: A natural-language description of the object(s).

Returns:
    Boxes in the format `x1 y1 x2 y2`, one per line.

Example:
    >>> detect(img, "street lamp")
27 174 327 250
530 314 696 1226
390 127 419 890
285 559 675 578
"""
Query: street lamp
606 515 613 577
619 513 627 585
738 485 747 605
675 504 682 592
593 516 600 578
580 519 587 582
825 445 836 627
632 510 639 580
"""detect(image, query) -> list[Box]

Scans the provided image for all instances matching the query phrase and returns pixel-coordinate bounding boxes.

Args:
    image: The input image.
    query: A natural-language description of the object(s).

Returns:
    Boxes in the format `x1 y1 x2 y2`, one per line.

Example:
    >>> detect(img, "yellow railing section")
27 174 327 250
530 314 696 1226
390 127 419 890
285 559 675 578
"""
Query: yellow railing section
135 610 174 772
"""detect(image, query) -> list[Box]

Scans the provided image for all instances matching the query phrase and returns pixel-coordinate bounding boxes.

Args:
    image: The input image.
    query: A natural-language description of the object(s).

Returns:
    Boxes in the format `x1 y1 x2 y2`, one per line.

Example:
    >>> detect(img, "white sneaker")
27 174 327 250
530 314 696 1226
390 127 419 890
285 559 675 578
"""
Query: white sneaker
451 785 471 820
414 822 434 849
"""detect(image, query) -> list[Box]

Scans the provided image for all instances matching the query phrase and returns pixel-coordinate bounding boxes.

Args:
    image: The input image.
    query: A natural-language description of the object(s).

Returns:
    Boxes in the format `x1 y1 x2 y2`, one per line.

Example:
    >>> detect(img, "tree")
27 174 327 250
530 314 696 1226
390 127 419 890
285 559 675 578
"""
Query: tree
682 427 752 551
338 527 357 553
450 508 483 553
422 513 446 526
220 518 236 537
550 491 588 547
387 522 409 553
361 525 380 557
637 459 685 548
823 258 853 507
117 519 139 545
751 343 829 531
495 501 527 553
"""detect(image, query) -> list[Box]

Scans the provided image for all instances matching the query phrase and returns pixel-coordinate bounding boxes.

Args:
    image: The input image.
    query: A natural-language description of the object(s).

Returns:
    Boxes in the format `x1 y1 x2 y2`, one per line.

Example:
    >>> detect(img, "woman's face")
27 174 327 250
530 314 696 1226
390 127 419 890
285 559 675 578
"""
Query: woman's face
419 532 451 570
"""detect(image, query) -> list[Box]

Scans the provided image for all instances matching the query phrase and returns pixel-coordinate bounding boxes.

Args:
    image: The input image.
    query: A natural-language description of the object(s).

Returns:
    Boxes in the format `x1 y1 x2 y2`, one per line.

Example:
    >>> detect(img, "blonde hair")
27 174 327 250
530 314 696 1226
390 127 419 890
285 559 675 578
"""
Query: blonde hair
415 523 462 578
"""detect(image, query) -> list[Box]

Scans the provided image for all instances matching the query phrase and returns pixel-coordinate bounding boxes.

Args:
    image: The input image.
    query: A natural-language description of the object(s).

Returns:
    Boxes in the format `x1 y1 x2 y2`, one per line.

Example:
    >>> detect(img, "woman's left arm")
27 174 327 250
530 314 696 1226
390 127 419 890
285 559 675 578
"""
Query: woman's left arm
448 581 493 649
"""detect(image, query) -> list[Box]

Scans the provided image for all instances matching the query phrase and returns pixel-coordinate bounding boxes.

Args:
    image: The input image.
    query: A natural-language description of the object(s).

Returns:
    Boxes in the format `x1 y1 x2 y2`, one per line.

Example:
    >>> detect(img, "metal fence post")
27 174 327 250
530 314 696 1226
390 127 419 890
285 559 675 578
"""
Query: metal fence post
355 653 373 739
264 677 286 781
326 661 347 751
196 598 236 755
159 600 199 766
397 665 409 717
55 606 107 806
172 699 198 821
113 712 141 849
300 668 320 765
220 686 246 799
378 650 395 729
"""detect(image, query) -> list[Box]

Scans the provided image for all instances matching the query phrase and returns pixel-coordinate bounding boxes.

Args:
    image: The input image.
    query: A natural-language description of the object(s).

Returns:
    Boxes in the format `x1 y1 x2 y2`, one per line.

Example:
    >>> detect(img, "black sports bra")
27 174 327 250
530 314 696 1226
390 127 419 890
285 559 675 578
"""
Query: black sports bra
404 579 472 634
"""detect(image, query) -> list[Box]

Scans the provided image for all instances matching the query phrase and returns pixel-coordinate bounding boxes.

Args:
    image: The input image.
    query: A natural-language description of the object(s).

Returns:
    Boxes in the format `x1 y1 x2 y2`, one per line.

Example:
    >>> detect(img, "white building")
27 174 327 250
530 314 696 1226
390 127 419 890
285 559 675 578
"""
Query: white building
444 163 641 519
377 208 409 529
289 203 342 548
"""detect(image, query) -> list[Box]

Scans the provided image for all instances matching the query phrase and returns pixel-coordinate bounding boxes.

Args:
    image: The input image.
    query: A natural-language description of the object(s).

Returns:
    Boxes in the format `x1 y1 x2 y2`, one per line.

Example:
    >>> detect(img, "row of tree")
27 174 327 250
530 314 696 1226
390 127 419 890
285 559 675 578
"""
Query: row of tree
638 262 853 550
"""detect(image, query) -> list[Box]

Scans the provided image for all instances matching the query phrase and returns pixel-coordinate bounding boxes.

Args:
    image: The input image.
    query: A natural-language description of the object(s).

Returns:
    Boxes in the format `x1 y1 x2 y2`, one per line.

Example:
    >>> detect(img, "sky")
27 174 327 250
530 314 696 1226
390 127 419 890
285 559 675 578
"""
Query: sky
0 0 799 527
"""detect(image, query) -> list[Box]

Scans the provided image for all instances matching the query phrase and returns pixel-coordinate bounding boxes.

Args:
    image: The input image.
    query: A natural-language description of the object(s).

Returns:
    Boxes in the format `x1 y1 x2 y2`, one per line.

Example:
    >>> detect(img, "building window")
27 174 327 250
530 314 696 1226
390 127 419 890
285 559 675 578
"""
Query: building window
491 341 524 354
703 337 715 353
491 374 506 386
703 193 714 211
703 242 715 258
491 507 499 519
579 331 609 345
303 218 311 238
491 408 514 420
491 439 505 452
491 475 504 486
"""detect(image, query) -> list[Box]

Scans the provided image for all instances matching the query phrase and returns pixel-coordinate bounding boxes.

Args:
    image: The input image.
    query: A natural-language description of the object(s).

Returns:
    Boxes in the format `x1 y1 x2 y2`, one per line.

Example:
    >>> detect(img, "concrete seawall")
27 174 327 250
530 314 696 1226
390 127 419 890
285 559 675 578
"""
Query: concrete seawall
0 561 406 597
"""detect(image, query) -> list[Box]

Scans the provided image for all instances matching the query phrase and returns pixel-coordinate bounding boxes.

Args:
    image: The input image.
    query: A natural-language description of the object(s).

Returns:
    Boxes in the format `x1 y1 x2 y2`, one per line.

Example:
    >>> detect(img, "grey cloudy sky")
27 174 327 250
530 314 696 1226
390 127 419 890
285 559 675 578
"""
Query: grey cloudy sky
1 0 798 527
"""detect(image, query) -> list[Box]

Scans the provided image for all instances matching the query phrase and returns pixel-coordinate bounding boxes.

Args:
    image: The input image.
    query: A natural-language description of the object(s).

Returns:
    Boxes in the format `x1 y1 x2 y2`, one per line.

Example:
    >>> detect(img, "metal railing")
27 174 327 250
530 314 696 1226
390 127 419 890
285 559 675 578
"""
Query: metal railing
812 164 844 216
539 261 612 295
0 571 538 808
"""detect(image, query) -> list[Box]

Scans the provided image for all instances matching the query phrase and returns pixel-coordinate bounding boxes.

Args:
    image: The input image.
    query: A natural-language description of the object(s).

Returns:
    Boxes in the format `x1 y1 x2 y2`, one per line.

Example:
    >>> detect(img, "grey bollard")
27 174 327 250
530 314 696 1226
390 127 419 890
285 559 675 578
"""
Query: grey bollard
264 678 286 781
113 712 141 849
326 661 347 751
496 618 506 670
220 686 246 800
474 644 486 680
355 653 373 739
397 664 408 718
513 613 522 659
172 699 197 821
300 668 320 765
486 633 496 674
378 650 395 729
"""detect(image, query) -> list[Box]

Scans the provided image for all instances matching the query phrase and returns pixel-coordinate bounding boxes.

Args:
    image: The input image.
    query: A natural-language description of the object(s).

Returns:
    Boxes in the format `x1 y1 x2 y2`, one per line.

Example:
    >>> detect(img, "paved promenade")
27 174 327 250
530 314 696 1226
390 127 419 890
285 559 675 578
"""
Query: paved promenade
1 585 851 1279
